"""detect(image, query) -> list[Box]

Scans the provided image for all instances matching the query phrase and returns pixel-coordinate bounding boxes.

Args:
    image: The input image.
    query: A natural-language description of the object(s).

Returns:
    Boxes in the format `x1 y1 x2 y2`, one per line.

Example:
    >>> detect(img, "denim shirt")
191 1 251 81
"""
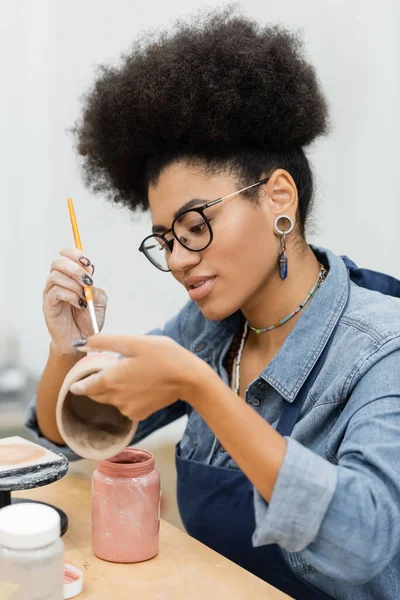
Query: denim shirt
26 246 400 600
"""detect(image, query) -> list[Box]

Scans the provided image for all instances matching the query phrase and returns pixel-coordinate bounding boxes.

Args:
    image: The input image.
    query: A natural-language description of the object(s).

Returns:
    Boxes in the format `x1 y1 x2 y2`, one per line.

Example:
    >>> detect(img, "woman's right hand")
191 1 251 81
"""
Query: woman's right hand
43 249 107 355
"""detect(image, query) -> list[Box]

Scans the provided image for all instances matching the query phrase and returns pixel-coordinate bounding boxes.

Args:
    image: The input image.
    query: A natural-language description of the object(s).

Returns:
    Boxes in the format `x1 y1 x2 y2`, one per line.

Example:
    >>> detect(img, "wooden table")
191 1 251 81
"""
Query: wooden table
15 461 292 600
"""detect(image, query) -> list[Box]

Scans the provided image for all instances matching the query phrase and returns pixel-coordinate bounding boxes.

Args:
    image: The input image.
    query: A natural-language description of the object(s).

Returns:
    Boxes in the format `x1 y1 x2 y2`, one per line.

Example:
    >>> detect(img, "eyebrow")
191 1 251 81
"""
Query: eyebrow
151 198 210 233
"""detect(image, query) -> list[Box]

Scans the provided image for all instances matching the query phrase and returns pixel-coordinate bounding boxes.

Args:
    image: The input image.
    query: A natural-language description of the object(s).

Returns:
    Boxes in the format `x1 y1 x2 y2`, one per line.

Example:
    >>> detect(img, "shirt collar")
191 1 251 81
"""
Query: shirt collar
260 246 349 402
193 246 349 402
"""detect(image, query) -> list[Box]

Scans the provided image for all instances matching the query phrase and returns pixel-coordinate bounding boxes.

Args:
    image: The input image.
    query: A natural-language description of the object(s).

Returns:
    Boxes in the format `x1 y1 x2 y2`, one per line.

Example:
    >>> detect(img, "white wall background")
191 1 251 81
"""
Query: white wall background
1 0 399 376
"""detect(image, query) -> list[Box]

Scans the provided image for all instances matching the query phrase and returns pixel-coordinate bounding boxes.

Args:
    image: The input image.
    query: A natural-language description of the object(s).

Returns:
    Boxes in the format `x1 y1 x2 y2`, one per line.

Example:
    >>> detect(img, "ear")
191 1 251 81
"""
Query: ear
262 169 298 220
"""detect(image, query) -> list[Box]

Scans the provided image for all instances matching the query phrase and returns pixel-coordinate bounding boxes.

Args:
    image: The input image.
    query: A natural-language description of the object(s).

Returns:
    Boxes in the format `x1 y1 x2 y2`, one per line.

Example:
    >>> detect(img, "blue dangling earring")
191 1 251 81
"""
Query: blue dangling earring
279 236 288 280
274 215 294 281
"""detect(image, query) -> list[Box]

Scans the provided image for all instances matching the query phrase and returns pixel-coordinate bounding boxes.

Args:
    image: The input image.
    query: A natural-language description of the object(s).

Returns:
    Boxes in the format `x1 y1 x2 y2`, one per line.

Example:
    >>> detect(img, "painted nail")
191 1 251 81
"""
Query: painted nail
82 275 93 286
72 338 88 347
79 256 91 267
79 298 87 308
91 264 95 276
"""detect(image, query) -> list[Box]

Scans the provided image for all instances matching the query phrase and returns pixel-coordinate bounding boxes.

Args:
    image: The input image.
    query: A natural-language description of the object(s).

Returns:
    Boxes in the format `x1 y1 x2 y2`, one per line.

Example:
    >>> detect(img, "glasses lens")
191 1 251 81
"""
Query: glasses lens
141 235 171 271
173 211 211 251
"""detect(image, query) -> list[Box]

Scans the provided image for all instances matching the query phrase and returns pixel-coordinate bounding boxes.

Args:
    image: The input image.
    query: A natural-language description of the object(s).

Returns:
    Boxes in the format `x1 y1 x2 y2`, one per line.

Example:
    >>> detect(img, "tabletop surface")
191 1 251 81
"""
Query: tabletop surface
15 461 292 600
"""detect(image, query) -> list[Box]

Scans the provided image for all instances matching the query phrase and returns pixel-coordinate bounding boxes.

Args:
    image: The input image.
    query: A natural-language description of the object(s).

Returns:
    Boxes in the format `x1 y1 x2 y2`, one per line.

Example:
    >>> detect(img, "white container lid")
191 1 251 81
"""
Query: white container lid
0 504 60 550
64 564 83 599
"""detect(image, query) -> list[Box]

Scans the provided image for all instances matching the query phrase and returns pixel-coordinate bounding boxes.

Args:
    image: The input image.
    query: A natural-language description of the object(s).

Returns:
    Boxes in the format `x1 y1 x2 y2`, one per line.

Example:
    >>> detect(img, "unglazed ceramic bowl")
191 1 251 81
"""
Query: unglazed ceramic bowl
56 352 137 460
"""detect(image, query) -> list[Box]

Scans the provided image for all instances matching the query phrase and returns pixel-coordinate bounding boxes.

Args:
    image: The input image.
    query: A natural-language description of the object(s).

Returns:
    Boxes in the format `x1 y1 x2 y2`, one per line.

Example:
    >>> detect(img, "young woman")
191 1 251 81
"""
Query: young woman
27 11 400 600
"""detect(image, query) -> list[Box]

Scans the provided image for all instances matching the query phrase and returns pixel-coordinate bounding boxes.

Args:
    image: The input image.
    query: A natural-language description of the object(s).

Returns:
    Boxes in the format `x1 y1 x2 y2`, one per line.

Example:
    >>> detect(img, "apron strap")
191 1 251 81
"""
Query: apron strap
341 255 400 298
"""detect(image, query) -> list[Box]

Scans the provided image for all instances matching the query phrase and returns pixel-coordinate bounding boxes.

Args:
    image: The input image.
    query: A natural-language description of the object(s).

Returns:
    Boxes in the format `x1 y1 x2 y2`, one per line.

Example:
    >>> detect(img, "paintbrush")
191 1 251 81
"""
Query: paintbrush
67 197 99 335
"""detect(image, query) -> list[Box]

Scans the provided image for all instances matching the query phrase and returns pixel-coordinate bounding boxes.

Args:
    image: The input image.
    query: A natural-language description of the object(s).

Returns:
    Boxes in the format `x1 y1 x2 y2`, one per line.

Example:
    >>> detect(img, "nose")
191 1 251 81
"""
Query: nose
168 240 201 273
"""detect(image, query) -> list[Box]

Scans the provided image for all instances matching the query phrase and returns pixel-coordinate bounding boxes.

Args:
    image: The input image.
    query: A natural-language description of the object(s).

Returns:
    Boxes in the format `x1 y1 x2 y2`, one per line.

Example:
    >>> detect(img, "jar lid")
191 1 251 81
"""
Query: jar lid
0 504 60 550
64 564 83 599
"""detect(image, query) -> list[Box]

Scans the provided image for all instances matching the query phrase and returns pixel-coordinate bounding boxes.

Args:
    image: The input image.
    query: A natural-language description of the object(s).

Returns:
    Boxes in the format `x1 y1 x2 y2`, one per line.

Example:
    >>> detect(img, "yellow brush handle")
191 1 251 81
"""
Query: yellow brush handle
67 197 83 250
84 287 94 302
67 197 98 333
67 197 93 301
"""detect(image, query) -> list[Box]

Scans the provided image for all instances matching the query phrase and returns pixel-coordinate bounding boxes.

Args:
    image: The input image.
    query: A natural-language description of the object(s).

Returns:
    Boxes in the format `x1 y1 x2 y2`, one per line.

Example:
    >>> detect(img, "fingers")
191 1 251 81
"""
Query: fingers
50 255 93 287
43 249 107 324
45 285 86 310
73 334 147 356
44 269 87 300
73 334 175 362
59 248 94 271
69 370 131 419
68 360 132 413
46 252 94 297
70 371 105 397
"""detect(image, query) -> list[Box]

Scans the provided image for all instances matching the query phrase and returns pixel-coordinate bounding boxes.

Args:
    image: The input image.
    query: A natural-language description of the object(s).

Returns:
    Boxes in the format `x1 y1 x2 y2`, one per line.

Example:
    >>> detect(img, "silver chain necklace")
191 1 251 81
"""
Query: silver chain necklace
231 265 327 396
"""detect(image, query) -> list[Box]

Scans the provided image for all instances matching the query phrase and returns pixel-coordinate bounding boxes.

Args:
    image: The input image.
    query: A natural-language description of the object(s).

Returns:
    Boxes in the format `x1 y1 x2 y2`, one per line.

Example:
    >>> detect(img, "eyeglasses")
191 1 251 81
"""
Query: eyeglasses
138 177 269 272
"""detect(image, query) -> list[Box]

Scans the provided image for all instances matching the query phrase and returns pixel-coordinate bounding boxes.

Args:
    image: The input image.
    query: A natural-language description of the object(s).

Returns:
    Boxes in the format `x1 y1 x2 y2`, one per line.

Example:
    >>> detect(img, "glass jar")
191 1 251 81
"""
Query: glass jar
0 503 64 600
92 448 160 563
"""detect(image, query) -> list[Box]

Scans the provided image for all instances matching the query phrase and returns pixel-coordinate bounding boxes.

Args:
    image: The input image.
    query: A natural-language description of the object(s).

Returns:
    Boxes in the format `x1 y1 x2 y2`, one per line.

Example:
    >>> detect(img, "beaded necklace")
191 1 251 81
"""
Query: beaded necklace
230 264 327 395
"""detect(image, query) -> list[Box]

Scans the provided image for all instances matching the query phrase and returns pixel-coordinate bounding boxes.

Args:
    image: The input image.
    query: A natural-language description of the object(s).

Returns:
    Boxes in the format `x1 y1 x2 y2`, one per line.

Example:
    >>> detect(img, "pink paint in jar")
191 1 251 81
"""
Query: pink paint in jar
92 448 160 563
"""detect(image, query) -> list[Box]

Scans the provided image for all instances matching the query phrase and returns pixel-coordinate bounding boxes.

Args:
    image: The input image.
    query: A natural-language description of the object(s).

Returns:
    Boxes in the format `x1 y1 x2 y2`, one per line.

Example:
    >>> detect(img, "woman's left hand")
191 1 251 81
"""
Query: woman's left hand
69 335 211 420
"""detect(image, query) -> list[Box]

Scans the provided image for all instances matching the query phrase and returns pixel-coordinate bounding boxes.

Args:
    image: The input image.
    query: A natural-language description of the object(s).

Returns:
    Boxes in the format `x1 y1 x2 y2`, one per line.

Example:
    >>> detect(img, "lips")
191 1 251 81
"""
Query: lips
183 275 215 290
184 276 217 301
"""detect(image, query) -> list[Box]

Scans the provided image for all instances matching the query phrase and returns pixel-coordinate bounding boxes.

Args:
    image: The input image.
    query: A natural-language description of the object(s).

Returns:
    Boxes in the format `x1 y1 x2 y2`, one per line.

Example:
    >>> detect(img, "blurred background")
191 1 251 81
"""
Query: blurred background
1 0 399 528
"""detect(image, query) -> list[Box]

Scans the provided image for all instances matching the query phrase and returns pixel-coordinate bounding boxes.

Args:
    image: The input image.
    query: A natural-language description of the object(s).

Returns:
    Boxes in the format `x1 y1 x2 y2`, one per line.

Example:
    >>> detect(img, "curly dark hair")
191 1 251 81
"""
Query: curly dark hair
73 8 329 234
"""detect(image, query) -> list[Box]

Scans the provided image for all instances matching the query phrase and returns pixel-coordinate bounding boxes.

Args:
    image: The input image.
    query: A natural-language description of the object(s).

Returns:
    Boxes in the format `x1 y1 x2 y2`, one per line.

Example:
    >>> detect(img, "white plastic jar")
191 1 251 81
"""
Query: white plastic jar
0 503 64 600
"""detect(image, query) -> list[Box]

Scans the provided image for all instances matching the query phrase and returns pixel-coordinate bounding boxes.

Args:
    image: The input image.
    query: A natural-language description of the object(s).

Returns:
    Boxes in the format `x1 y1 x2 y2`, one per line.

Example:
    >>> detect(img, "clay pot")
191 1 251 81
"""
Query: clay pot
56 353 137 460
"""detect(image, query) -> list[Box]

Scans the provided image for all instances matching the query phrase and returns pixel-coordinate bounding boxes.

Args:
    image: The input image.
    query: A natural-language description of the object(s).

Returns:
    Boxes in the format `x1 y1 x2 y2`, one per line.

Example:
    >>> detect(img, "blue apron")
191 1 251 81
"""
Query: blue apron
176 259 400 600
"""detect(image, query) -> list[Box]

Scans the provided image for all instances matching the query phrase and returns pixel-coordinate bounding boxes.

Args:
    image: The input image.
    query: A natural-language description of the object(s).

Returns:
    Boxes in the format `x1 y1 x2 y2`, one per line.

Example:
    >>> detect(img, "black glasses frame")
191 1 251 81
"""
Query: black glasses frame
138 177 270 272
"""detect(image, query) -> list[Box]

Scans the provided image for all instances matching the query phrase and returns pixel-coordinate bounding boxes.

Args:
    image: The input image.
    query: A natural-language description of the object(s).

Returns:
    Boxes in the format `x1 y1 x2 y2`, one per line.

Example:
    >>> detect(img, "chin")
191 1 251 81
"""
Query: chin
197 298 240 322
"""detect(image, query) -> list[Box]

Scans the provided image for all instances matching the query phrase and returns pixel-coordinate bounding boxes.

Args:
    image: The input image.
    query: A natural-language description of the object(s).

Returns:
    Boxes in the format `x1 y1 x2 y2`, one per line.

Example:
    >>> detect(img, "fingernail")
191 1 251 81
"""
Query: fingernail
79 298 87 308
79 256 91 267
91 264 95 276
82 275 93 285
72 338 88 347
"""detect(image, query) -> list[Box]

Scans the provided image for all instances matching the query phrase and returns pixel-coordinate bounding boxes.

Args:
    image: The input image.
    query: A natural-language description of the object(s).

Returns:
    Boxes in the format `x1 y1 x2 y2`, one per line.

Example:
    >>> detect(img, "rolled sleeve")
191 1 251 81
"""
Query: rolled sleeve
253 348 400 584
252 437 337 552
25 395 81 461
